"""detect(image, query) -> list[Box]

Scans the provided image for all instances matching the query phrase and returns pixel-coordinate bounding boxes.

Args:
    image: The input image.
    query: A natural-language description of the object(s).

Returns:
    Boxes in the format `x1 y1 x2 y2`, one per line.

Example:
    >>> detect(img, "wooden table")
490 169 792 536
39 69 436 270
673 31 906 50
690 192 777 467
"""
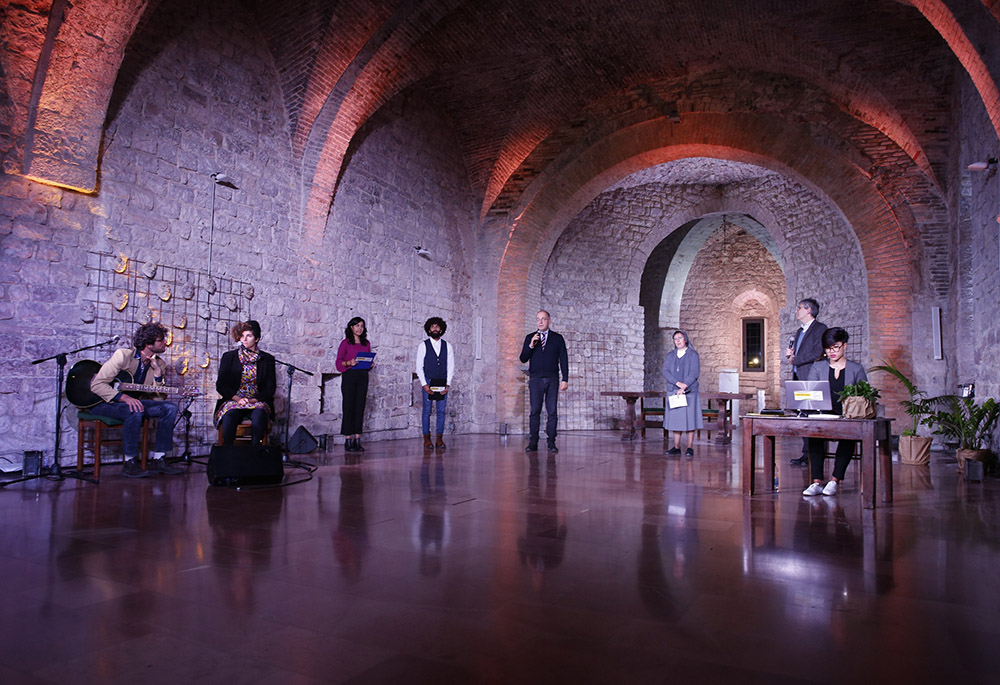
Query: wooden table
599 391 664 441
702 392 755 444
741 415 894 509
600 390 754 443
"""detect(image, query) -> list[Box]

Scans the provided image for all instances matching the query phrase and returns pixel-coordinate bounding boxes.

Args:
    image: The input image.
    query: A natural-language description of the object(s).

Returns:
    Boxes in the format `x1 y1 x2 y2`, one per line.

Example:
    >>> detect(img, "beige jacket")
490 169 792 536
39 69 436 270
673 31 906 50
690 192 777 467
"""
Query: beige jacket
90 348 167 403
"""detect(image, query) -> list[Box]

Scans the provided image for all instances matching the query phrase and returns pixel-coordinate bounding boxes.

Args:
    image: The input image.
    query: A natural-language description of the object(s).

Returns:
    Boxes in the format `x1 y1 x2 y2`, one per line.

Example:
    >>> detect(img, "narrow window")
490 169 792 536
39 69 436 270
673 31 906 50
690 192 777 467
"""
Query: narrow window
743 318 765 372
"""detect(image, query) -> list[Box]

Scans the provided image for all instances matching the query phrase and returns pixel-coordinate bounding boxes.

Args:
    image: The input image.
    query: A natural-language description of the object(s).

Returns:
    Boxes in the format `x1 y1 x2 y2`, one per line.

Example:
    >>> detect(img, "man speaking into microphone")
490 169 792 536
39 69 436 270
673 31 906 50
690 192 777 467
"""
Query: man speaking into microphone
519 310 569 454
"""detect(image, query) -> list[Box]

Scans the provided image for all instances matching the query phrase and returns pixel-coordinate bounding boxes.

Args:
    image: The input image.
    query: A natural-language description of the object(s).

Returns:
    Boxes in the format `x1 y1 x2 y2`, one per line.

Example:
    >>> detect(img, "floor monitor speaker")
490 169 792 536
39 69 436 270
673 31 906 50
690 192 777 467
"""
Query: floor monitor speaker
288 425 318 454
207 444 284 487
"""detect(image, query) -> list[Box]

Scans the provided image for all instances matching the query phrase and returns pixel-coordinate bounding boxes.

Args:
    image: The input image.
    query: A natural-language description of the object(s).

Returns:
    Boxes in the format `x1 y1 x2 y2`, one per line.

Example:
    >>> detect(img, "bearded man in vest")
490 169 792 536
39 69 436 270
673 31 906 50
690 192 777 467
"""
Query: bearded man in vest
415 317 455 450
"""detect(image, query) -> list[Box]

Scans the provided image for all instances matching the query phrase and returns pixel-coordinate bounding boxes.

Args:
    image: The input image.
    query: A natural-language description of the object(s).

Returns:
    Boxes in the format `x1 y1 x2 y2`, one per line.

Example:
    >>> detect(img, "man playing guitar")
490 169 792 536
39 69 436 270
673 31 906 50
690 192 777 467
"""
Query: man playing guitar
89 322 183 477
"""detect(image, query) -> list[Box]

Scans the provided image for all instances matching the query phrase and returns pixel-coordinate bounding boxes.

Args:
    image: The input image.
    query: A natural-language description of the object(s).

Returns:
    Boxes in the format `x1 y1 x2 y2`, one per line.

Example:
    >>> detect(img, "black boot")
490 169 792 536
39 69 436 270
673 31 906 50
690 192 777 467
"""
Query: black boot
355 438 365 452
345 438 356 452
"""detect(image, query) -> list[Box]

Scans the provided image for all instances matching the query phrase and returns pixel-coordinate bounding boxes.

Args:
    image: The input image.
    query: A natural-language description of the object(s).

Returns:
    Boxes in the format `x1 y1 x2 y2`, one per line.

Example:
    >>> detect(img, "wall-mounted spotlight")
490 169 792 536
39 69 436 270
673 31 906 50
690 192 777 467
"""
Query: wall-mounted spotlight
414 246 432 260
967 158 998 174
211 171 239 189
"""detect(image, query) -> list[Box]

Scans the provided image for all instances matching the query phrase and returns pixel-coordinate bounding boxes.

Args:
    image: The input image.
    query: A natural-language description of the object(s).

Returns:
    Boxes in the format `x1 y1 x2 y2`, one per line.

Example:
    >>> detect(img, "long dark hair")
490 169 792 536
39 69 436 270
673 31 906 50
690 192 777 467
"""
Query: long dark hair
345 317 368 346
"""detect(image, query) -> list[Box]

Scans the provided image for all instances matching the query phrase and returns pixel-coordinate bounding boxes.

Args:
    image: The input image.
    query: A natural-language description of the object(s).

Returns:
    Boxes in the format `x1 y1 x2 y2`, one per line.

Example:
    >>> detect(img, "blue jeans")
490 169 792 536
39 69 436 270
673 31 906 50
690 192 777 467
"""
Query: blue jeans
89 400 177 457
422 390 447 435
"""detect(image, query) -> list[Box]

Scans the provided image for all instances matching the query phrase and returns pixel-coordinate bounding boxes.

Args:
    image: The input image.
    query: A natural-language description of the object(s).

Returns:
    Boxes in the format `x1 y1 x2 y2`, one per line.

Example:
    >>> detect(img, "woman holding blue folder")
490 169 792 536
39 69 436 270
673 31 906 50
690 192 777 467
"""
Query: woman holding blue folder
337 317 373 452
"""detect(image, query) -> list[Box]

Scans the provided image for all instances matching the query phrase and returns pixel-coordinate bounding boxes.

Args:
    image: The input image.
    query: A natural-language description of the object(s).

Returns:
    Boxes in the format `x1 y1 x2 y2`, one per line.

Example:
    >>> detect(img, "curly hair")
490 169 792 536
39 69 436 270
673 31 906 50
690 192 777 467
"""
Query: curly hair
424 316 447 335
133 322 167 350
231 320 262 342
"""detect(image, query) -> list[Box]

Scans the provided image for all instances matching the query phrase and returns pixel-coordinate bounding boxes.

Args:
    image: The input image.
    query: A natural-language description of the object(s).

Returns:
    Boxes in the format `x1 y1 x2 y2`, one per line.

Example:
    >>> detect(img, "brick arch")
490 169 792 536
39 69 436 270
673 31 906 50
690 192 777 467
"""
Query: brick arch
732 288 776 313
912 0 1000 136
651 213 782 330
493 113 913 425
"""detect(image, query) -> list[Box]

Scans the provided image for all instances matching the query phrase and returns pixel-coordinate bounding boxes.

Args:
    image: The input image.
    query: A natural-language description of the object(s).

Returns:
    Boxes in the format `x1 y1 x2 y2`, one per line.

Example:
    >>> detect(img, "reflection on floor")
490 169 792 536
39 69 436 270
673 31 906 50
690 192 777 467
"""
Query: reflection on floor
1 432 998 683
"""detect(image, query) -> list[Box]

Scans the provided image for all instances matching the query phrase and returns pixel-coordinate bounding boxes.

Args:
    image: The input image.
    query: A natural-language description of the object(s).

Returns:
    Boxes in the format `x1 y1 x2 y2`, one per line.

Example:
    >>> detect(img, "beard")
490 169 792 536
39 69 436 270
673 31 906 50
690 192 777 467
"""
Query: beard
429 331 443 340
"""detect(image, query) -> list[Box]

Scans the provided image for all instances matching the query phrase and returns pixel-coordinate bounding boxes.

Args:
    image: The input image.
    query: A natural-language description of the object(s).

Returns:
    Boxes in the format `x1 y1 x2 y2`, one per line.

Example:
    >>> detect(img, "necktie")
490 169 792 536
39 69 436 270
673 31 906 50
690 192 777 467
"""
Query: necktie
795 327 804 354
541 331 547 350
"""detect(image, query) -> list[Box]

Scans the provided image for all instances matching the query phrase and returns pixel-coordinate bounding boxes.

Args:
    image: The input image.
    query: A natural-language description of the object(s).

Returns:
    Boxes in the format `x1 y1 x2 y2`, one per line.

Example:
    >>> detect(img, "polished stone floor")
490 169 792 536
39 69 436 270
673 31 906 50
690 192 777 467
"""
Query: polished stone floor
1 432 999 684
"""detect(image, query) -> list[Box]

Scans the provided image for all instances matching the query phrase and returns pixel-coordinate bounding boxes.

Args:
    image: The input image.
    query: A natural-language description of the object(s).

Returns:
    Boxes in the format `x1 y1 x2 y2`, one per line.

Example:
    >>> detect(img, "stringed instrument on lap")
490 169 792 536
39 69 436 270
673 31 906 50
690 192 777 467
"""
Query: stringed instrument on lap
66 359 200 409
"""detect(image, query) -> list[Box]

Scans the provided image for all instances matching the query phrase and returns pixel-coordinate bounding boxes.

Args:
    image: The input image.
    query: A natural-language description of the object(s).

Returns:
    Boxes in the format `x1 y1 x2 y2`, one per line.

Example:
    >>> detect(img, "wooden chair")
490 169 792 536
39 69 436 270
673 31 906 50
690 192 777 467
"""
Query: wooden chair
639 397 664 438
697 407 719 440
76 412 151 479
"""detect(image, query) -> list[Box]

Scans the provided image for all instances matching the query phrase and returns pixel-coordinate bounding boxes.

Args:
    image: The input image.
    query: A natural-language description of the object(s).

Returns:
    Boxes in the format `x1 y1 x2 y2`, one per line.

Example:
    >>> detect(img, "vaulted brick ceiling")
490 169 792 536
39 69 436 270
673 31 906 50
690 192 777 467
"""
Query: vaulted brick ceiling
243 0 956 217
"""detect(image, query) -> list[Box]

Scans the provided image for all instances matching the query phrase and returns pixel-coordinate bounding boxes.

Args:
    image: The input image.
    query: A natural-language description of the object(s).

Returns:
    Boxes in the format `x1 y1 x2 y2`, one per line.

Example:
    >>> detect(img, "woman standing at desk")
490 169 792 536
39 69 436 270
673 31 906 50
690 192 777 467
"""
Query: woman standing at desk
337 317 372 453
802 327 868 496
662 330 703 457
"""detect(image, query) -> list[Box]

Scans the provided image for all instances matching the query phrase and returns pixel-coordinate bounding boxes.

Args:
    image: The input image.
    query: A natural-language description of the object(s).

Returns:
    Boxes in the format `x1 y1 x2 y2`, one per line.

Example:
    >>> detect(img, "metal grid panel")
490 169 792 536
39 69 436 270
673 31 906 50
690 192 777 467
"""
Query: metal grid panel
83 251 254 446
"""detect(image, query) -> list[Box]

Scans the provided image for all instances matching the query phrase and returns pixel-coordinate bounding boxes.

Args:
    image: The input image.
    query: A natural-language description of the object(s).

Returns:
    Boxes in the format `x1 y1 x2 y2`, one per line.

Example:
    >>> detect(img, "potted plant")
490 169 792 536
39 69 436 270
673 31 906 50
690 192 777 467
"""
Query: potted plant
925 396 1000 473
838 380 880 419
871 359 934 464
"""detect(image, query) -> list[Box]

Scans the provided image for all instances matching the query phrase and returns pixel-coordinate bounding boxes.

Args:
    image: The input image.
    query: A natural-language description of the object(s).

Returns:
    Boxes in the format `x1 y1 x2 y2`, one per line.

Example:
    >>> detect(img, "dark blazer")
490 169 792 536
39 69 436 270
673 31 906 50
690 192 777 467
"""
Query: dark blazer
215 347 277 416
791 319 828 380
520 330 569 381
807 359 868 387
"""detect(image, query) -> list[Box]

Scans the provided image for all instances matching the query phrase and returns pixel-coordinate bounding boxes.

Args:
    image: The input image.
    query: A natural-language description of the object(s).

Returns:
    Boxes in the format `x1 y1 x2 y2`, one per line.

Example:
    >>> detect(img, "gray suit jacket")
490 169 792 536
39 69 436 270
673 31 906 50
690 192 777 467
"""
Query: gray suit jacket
791 319 828 380
807 359 868 386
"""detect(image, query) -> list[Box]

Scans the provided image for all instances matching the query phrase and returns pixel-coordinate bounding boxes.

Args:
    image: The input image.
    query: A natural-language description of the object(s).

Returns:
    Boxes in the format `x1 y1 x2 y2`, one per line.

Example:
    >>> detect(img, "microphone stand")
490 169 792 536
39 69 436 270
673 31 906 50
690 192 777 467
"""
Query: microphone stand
2 337 118 488
275 358 315 469
173 396 199 465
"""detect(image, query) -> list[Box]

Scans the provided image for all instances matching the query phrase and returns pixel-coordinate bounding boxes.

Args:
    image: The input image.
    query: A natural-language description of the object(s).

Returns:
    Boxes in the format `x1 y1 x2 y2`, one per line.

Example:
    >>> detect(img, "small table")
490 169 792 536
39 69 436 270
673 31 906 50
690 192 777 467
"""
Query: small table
601 390 754 443
741 415 894 509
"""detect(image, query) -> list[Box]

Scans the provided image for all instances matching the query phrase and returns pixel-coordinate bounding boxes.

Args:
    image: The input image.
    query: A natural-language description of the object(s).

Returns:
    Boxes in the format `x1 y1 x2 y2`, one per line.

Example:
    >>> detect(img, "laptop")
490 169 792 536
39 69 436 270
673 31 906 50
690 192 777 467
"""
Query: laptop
784 380 833 413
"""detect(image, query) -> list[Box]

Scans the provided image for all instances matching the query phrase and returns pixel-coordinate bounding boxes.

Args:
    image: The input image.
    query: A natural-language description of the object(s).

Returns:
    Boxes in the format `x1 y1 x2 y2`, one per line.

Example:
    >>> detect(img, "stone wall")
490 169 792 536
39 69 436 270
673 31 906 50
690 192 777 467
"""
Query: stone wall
678 226 784 404
948 71 1000 404
541 160 867 428
0 3 479 465
319 92 477 441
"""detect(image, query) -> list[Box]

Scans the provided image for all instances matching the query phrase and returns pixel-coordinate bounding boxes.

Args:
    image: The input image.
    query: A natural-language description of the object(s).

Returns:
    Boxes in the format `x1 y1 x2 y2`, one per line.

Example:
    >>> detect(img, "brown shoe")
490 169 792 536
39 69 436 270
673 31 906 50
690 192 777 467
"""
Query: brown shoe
435 434 446 450
423 434 433 449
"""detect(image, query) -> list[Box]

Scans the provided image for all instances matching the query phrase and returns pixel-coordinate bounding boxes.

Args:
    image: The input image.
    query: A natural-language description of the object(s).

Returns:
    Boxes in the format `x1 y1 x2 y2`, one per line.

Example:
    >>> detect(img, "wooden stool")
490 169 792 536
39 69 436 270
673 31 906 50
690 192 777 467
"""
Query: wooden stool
77 412 151 479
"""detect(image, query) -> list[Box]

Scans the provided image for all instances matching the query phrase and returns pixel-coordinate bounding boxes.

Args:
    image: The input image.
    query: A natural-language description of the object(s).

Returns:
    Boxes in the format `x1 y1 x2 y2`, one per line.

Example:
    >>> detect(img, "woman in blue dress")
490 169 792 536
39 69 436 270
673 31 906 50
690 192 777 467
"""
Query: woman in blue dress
662 330 703 457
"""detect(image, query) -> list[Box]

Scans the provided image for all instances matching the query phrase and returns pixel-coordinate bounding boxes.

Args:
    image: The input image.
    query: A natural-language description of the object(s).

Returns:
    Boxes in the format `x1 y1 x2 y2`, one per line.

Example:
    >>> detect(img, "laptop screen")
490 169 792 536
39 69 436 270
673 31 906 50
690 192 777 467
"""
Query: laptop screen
784 380 833 412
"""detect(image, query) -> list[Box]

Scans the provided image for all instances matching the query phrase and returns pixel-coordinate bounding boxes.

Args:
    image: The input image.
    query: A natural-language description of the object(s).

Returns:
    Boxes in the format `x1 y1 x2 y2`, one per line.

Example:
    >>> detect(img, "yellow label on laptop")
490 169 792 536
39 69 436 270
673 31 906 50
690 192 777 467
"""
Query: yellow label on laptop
793 390 824 401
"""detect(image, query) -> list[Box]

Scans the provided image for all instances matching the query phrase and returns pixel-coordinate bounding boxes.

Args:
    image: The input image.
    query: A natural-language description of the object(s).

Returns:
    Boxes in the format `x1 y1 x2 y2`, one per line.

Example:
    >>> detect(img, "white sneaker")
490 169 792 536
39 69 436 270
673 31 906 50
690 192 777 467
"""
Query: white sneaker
802 482 824 496
822 481 838 496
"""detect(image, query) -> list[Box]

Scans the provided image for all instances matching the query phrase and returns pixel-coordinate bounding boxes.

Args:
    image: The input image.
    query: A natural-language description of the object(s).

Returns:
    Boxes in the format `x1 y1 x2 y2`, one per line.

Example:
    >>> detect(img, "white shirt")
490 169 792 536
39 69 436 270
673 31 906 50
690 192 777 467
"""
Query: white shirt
796 318 815 353
415 338 455 386
676 347 687 358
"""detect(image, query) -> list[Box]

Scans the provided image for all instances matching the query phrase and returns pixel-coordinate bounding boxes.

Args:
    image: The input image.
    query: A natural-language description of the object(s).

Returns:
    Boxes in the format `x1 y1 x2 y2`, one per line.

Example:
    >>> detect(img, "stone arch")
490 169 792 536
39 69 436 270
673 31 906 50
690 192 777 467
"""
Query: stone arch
656 213 780 330
492 113 909 425
20 0 155 191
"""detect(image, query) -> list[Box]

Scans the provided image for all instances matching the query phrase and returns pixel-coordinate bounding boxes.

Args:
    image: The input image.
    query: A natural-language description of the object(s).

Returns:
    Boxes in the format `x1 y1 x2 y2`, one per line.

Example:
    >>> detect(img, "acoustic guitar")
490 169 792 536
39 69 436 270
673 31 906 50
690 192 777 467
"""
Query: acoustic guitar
66 359 199 409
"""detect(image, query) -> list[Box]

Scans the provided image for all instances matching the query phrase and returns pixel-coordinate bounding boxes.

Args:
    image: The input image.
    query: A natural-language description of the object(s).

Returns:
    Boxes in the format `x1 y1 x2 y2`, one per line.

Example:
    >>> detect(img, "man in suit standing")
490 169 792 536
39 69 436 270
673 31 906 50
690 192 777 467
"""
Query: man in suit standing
520 310 569 454
785 298 827 465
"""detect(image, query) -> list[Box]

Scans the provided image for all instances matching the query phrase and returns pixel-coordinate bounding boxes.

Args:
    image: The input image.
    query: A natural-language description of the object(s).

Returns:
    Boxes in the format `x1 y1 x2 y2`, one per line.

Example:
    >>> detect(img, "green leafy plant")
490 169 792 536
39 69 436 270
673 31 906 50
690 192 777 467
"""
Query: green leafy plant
925 396 1000 451
838 380 881 402
871 359 933 436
